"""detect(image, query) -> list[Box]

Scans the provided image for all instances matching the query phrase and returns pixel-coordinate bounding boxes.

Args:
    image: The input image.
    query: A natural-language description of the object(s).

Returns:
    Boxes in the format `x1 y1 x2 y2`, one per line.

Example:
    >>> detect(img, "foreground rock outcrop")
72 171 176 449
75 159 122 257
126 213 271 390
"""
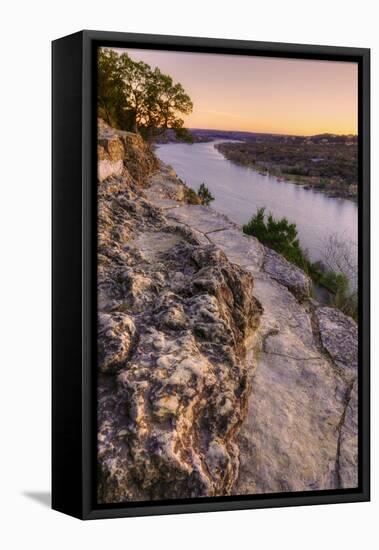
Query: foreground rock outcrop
97 120 358 502
97 122 262 502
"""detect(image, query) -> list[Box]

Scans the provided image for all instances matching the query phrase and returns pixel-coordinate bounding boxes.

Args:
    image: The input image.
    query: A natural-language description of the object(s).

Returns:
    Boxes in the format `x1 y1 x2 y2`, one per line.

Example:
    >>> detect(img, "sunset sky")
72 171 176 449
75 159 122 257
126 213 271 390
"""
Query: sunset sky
116 48 358 136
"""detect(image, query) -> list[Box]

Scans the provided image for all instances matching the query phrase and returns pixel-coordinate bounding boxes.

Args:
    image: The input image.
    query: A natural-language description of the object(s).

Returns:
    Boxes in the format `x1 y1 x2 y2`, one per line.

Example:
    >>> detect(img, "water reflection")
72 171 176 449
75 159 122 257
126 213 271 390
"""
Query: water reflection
156 140 358 264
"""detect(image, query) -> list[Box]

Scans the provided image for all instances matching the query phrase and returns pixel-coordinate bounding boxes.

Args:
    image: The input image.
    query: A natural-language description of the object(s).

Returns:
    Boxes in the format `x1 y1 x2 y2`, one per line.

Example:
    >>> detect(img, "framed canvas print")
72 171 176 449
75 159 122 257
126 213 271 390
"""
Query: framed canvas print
52 30 370 519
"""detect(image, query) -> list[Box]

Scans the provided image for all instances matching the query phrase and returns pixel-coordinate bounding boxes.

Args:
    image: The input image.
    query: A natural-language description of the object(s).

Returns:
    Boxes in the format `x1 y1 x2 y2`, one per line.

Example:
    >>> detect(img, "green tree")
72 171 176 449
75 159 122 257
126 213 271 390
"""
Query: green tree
97 49 126 126
118 53 152 133
97 49 193 139
141 68 193 139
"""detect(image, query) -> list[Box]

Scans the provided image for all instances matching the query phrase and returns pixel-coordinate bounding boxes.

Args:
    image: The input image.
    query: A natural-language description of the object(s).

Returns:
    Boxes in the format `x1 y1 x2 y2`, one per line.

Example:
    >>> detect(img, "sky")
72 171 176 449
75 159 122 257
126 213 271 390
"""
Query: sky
114 48 358 136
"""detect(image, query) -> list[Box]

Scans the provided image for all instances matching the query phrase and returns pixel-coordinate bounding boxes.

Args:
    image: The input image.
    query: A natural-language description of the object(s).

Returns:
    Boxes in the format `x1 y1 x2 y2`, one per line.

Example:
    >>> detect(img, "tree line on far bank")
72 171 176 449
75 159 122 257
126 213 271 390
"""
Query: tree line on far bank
98 48 193 141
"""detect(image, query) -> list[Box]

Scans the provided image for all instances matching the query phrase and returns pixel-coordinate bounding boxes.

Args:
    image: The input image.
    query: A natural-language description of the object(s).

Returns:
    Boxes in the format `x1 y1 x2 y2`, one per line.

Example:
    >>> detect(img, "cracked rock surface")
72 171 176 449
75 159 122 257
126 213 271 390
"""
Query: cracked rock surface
263 247 312 302
97 123 262 503
316 307 358 374
97 120 358 502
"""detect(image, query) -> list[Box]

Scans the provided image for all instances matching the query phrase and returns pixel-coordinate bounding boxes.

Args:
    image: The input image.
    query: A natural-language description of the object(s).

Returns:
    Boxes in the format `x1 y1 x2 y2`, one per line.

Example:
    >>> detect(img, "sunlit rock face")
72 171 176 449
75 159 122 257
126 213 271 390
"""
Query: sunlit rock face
97 118 158 183
97 121 262 502
96 120 358 503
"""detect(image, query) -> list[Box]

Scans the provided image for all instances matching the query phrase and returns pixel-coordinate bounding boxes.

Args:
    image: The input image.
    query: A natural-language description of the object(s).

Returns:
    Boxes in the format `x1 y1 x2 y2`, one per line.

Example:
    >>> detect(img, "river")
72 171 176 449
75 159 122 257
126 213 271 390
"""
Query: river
155 140 358 267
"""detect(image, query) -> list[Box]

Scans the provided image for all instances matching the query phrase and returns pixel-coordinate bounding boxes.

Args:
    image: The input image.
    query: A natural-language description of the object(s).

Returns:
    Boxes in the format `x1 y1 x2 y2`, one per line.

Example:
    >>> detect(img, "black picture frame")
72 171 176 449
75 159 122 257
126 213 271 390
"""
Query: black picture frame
52 30 370 520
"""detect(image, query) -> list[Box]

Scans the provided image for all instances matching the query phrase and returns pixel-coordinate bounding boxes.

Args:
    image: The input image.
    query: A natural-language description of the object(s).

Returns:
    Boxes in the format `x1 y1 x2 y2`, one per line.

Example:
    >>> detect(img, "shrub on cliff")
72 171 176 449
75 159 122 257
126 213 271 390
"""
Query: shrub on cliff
184 187 201 205
197 183 215 205
243 207 357 319
183 183 215 206
243 207 309 271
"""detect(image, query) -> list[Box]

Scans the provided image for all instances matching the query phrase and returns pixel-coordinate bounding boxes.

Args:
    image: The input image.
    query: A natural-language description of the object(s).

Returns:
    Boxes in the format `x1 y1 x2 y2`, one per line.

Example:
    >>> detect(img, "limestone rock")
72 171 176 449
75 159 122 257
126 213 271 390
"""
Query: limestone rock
234 275 350 494
263 247 311 301
97 119 158 184
338 381 359 488
97 239 262 502
96 119 358 503
96 122 263 502
145 163 189 206
316 306 358 374
167 204 234 234
98 312 135 373
98 138 125 182
207 228 264 274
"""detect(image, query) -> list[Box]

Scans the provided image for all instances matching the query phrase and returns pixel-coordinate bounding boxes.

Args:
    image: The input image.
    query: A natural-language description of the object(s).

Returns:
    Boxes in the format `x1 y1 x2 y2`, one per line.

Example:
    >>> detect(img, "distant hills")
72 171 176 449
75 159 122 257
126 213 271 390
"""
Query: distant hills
154 128 358 145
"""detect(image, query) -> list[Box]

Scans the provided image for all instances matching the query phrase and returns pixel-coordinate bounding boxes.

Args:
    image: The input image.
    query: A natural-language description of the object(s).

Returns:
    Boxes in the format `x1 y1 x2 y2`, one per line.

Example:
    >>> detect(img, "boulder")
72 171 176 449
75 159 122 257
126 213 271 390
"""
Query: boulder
263 247 311 301
316 306 358 374
97 312 135 373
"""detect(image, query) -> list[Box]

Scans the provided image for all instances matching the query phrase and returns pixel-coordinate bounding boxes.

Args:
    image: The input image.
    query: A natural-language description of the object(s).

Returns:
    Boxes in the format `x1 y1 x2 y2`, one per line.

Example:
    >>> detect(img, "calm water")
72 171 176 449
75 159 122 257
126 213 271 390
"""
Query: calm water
155 140 358 264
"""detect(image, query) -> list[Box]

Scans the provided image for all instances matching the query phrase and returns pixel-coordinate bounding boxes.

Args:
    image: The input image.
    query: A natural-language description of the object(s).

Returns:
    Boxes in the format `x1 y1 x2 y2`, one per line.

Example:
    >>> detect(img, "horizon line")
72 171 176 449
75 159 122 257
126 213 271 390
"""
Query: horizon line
186 127 358 138
188 127 358 137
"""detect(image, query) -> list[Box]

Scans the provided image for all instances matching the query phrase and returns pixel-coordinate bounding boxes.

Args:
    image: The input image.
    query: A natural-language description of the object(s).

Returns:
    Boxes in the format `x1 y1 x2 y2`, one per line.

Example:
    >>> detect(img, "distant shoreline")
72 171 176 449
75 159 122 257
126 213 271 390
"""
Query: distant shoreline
214 140 357 203
154 127 358 143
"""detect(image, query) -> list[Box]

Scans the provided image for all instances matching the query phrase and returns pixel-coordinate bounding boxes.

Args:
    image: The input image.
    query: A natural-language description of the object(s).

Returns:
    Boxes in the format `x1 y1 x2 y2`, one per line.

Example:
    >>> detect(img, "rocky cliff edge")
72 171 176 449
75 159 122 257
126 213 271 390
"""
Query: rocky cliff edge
97 120 358 503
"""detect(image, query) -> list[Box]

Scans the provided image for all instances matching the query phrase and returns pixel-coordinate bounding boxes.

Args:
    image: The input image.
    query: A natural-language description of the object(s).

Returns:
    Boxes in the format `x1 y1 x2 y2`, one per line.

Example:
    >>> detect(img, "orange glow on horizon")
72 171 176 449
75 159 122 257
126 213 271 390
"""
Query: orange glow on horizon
113 48 358 137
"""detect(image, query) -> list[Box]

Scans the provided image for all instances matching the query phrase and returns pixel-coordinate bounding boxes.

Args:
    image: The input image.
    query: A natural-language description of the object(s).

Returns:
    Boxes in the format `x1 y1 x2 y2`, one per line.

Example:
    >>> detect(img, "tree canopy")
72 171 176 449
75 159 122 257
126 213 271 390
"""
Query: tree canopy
98 48 193 140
